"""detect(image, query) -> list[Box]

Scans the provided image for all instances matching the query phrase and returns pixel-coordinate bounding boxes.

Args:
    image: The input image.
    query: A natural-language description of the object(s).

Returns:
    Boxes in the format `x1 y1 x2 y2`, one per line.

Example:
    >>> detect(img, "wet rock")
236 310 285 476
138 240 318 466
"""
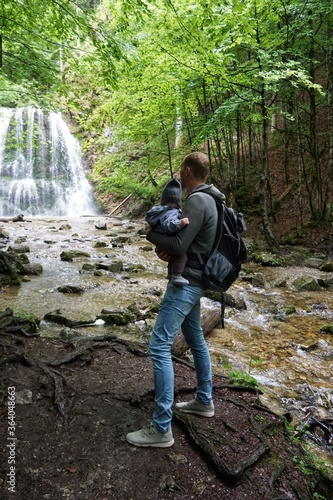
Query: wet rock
8 244 30 253
242 273 265 288
205 290 246 310
57 285 85 294
311 303 328 311
140 245 154 252
319 260 333 272
44 309 95 327
225 293 247 310
14 236 27 244
97 306 134 325
0 227 9 240
59 224 72 230
299 341 319 351
113 235 131 243
94 221 107 230
127 302 143 320
81 263 96 271
274 278 288 287
94 241 108 248
292 276 322 291
317 276 333 288
263 304 280 314
94 269 110 276
97 260 123 272
305 257 325 268
60 250 91 261
23 263 43 275
125 263 146 272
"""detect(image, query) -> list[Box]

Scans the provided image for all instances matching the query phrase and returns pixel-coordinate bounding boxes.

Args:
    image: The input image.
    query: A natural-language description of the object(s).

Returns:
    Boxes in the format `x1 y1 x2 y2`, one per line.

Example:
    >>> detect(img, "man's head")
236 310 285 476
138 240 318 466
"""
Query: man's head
160 177 182 207
180 152 210 193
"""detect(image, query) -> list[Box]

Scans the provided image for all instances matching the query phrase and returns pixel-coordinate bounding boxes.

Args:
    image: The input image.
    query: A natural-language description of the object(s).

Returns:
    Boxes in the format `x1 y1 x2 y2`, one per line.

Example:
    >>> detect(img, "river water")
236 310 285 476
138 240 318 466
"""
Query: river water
1 215 333 428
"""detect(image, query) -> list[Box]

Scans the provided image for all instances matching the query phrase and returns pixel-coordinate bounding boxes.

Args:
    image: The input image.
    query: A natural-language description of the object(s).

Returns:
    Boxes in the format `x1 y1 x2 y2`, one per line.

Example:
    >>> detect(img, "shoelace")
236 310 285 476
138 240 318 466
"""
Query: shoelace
142 425 156 437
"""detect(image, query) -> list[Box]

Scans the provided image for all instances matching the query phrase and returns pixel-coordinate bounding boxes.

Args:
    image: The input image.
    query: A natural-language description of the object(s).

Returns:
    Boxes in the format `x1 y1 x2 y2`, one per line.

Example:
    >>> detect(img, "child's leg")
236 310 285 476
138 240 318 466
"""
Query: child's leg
171 255 189 286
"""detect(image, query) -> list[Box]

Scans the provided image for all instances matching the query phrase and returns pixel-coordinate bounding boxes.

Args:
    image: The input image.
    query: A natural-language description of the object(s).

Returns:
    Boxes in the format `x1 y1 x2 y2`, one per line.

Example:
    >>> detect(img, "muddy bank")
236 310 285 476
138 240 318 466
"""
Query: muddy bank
1 334 332 500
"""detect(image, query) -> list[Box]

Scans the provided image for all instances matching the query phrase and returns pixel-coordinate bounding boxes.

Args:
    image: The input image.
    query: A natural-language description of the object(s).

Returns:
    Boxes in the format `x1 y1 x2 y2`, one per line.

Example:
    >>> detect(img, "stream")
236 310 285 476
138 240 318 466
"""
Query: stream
1 215 333 428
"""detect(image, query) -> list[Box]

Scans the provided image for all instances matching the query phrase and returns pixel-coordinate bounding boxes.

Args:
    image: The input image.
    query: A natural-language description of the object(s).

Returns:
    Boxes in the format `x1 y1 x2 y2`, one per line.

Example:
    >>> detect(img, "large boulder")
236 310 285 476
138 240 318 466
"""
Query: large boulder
292 275 322 291
97 306 134 325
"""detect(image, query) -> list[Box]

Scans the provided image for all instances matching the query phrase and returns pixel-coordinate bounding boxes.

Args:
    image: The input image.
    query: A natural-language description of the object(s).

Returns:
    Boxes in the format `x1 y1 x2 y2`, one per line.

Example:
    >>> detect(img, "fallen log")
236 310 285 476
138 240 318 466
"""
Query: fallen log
108 193 134 216
171 307 221 357
0 214 24 223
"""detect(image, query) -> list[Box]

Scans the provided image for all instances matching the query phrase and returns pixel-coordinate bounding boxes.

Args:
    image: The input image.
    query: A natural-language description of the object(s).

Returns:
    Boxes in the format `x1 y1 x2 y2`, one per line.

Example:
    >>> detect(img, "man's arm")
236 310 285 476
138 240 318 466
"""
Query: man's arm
146 195 206 256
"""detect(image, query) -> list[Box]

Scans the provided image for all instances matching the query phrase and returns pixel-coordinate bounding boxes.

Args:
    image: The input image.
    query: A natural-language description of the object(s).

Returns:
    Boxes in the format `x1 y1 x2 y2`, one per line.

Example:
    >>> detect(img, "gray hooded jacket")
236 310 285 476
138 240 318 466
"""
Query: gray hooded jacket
146 183 225 286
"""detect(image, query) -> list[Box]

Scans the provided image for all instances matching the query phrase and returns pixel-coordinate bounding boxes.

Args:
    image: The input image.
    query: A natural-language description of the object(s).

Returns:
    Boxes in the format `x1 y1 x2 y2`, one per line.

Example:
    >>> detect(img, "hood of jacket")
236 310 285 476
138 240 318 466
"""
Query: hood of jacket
146 205 174 226
188 183 226 204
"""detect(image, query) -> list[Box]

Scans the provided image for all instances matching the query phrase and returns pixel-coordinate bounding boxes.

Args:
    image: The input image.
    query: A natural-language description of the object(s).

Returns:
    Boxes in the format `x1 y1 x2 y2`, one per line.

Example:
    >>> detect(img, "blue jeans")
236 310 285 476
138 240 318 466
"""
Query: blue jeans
149 282 212 433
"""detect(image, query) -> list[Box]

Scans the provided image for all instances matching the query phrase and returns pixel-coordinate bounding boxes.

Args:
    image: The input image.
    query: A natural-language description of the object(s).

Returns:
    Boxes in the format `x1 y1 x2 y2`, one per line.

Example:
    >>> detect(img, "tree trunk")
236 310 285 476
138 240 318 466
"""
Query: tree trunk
324 28 333 220
258 85 276 247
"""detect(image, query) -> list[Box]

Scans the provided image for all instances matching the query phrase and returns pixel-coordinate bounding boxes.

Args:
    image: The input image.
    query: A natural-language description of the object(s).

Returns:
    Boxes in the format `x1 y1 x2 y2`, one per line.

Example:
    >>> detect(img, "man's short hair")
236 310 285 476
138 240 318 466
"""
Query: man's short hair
181 152 210 181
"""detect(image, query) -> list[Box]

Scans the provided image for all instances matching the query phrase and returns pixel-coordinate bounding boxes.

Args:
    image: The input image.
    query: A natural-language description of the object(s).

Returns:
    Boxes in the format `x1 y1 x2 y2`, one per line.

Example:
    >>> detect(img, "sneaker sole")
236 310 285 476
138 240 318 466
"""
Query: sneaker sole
126 438 175 448
176 408 214 417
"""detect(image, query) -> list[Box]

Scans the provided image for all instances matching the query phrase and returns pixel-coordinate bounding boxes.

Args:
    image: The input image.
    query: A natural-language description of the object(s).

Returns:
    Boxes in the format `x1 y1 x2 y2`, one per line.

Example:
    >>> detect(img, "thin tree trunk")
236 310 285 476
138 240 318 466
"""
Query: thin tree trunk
324 30 333 220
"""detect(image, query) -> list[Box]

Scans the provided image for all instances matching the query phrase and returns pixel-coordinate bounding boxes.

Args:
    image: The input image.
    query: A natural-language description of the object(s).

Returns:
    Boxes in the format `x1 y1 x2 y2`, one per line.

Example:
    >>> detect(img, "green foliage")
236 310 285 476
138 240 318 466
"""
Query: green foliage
227 369 260 389
0 0 122 107
16 309 40 332
1 0 333 230
284 419 333 491
320 324 333 334
249 356 263 369
284 306 297 315
253 253 280 266
216 355 232 370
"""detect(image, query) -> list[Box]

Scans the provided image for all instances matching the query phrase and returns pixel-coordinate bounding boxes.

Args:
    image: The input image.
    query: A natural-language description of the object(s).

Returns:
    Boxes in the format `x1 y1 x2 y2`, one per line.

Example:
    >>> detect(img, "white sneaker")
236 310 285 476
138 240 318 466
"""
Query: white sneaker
175 398 214 417
126 424 174 448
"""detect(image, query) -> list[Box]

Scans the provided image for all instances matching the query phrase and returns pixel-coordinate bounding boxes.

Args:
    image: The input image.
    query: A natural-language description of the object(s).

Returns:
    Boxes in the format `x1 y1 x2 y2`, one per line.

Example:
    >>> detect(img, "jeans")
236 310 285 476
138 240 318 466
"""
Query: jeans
149 282 212 433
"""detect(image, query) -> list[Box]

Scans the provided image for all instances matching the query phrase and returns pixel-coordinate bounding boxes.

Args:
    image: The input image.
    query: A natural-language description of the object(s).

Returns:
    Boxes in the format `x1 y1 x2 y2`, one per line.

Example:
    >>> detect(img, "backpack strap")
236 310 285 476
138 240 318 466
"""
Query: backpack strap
221 292 225 329
190 197 226 328
192 197 224 267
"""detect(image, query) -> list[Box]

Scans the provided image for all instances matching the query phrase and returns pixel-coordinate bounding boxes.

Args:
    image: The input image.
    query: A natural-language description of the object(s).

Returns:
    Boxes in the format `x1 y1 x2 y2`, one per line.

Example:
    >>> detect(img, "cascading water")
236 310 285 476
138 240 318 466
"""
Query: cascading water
0 107 98 216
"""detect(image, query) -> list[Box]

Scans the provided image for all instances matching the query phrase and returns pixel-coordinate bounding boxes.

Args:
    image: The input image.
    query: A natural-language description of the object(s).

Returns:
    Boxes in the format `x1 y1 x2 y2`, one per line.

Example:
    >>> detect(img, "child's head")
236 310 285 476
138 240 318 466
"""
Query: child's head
161 177 182 207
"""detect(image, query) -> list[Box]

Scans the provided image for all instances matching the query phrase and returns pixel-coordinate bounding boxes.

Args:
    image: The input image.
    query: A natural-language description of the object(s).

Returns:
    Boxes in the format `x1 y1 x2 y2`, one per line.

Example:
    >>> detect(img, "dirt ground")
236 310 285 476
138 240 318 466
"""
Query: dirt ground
1 333 332 500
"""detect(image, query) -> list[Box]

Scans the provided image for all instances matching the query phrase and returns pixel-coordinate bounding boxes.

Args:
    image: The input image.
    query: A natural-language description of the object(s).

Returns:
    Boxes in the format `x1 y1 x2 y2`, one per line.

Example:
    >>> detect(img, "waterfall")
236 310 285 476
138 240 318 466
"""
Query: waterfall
0 107 98 216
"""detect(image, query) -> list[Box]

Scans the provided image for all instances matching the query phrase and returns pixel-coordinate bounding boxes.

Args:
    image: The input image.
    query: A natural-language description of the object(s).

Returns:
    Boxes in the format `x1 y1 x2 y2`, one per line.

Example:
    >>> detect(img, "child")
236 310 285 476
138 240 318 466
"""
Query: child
146 177 189 286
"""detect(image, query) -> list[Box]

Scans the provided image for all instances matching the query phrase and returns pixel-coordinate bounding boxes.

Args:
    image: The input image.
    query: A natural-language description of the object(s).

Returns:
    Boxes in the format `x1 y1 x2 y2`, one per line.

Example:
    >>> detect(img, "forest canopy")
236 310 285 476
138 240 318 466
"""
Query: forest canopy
0 0 333 244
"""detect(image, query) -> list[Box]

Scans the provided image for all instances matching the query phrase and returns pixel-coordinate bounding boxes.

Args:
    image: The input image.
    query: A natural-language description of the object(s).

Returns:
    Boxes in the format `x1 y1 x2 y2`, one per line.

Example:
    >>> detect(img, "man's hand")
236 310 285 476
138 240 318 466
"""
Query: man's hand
155 248 174 262
181 217 189 226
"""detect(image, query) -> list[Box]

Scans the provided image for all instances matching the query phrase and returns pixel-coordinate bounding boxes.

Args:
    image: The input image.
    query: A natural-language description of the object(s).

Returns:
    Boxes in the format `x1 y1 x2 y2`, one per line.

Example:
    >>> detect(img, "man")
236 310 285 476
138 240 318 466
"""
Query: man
126 152 225 447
